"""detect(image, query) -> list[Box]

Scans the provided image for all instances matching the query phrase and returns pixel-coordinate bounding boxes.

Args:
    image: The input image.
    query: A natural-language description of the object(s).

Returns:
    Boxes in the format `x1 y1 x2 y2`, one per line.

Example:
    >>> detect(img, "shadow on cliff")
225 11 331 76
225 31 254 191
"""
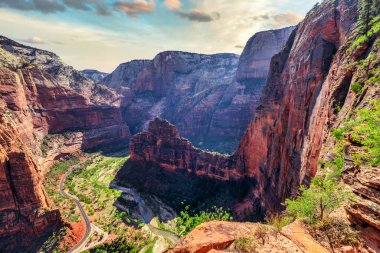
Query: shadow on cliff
82 140 130 158
112 159 263 221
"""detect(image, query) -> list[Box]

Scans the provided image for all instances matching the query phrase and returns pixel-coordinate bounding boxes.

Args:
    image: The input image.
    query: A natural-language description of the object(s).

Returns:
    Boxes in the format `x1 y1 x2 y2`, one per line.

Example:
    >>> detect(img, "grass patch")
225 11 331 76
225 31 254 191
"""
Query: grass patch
332 99 380 166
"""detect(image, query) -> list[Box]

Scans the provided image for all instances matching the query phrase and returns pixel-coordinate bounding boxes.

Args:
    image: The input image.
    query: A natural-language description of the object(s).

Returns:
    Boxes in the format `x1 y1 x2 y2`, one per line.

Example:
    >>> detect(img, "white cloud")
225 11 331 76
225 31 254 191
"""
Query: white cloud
0 9 160 72
23 36 45 44
164 0 181 10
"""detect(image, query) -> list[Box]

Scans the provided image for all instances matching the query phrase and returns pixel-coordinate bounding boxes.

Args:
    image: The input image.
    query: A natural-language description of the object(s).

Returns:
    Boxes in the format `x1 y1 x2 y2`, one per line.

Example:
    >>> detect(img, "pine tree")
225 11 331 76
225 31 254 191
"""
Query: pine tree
359 0 380 35
359 0 372 35
370 0 380 18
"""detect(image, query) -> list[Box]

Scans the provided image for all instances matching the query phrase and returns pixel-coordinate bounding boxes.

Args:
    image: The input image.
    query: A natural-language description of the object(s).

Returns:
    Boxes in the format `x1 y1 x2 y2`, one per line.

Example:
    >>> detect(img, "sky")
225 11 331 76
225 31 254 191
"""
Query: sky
0 0 319 72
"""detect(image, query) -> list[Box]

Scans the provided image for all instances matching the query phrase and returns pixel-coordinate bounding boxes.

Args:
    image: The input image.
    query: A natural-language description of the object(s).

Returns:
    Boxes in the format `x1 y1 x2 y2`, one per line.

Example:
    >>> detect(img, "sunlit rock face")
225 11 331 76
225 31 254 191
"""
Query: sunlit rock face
235 0 359 212
102 27 293 153
0 36 130 251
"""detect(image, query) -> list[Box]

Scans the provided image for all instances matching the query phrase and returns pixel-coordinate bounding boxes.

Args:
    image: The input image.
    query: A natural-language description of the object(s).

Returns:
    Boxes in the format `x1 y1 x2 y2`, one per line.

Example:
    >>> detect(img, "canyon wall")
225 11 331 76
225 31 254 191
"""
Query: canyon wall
235 0 359 211
119 1 380 237
0 37 130 251
102 28 293 153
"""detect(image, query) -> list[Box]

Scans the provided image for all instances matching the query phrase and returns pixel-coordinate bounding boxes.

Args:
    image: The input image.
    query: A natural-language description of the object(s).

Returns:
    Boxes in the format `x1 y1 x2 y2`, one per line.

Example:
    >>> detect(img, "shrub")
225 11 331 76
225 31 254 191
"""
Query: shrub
266 214 292 234
351 82 363 95
285 170 354 252
175 205 232 236
312 217 360 249
89 237 145 253
233 237 257 253
285 175 351 224
254 224 268 245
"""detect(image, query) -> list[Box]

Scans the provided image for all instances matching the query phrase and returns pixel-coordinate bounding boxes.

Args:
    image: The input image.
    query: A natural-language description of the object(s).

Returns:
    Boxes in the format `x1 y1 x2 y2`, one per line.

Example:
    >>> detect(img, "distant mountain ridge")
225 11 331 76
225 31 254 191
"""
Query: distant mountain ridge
100 28 294 153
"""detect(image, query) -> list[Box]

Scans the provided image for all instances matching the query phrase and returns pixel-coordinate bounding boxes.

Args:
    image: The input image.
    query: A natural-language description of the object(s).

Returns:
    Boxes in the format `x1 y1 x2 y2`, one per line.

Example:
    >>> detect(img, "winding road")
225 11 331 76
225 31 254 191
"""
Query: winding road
60 167 92 253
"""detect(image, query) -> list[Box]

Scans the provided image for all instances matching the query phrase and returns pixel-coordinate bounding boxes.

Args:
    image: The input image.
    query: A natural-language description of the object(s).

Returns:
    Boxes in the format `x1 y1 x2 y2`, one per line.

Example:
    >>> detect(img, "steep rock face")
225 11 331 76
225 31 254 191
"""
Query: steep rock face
118 118 256 214
0 37 130 250
317 22 380 251
106 29 293 153
80 69 108 83
130 118 239 179
121 52 247 153
101 60 151 90
0 36 121 106
237 26 295 84
0 102 61 252
235 0 359 211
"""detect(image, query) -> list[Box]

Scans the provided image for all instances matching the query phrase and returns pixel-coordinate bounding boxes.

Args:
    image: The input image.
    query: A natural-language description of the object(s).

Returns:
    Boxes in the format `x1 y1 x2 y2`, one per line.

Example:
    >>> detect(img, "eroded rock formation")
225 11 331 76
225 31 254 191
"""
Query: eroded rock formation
0 37 130 251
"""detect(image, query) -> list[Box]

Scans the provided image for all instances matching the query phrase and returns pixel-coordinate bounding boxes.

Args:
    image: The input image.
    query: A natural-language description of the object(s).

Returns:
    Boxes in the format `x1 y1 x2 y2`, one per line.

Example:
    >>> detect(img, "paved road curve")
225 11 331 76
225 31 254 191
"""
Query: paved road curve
60 167 92 253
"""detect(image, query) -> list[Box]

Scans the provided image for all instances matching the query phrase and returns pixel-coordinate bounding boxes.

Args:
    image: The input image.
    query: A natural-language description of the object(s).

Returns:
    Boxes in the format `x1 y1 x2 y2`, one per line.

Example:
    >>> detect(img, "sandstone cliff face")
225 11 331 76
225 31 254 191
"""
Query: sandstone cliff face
0 101 61 252
101 60 151 90
237 26 295 84
235 0 359 212
118 118 257 214
130 118 239 179
0 37 130 251
317 18 380 251
104 28 293 153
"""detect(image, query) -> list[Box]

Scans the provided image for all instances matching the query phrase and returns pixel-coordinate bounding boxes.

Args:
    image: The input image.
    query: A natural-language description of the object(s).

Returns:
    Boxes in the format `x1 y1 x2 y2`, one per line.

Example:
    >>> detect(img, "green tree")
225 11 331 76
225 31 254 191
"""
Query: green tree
285 174 352 252
175 205 232 236
359 0 380 35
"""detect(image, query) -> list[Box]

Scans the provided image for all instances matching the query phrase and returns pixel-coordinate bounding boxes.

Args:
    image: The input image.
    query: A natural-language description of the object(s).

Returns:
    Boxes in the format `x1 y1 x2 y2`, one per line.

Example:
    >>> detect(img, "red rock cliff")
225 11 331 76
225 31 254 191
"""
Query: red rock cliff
235 0 359 211
0 37 130 251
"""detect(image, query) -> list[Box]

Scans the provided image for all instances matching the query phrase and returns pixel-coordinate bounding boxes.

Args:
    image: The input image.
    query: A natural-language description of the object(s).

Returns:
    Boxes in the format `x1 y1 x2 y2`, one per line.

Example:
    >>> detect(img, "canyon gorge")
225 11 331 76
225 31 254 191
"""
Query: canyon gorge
0 0 379 252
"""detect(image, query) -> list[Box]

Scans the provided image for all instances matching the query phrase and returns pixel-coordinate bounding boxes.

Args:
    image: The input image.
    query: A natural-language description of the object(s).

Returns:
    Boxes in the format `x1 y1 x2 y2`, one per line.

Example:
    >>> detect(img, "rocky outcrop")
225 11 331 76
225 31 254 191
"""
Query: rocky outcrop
80 69 108 83
0 37 130 251
130 118 239 180
105 29 293 153
101 60 151 90
168 221 328 253
118 118 258 214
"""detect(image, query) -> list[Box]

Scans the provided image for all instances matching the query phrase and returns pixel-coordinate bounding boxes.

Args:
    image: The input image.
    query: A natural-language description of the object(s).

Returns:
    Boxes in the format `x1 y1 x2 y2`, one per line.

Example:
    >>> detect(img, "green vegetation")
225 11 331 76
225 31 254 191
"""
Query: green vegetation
44 156 81 222
233 237 257 253
37 227 68 253
285 154 357 251
285 175 351 224
40 135 53 156
265 214 292 235
64 153 131 235
350 82 363 95
348 13 380 55
175 205 232 236
333 99 380 166
88 236 149 253
358 0 380 35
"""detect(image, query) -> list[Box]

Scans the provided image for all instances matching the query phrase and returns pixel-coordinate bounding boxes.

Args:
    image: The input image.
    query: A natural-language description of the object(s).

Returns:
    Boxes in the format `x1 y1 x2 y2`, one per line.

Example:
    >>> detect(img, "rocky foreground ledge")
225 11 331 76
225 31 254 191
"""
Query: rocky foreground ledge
167 220 330 253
